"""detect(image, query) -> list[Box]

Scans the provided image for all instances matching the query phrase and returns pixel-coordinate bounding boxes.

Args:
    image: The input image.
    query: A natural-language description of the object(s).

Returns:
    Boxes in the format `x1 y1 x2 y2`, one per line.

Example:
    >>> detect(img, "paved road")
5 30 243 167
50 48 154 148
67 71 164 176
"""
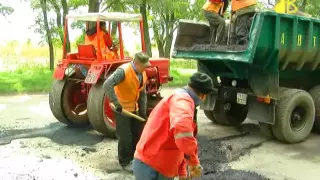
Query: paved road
0 91 320 180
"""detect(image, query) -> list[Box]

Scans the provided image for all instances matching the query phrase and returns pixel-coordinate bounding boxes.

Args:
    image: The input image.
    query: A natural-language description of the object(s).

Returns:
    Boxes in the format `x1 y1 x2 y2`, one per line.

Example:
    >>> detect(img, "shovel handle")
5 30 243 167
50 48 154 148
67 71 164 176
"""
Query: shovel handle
110 103 146 123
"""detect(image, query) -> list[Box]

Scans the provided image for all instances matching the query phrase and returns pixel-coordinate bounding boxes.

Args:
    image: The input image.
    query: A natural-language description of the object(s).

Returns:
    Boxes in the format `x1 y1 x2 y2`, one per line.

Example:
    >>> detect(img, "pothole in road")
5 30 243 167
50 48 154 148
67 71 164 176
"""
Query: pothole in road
197 123 270 180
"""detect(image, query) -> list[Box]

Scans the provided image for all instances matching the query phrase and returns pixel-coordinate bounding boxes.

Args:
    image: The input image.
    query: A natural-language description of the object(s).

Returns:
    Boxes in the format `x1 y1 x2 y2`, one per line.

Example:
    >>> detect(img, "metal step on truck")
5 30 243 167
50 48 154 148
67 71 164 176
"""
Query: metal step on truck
172 11 320 144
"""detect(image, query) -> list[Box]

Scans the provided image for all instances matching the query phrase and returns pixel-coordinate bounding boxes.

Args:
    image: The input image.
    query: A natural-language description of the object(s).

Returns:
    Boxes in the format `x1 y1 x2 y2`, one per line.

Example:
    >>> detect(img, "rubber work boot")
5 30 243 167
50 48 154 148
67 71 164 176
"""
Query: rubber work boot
122 161 133 173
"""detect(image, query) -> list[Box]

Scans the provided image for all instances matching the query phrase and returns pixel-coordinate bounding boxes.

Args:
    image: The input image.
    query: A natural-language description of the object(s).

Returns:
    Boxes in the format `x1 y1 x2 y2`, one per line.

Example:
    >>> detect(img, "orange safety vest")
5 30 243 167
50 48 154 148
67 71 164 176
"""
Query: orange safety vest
114 63 147 112
202 1 224 14
231 0 256 12
84 32 116 60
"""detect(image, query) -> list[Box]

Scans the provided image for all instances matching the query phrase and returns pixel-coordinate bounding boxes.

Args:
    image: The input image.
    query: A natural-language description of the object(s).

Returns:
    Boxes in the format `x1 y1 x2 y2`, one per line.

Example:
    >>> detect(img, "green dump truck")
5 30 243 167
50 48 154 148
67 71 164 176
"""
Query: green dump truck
172 11 320 144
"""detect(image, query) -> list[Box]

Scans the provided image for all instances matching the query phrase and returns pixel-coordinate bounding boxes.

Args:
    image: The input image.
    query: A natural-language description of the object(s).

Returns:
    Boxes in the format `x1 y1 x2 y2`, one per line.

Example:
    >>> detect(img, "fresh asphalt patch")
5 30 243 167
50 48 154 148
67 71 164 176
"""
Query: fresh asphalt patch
197 123 270 180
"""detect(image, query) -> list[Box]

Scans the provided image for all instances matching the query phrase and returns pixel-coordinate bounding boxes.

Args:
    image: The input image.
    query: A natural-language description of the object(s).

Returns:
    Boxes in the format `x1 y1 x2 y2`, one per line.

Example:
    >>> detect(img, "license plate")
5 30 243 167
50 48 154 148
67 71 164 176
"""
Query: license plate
84 65 104 84
85 71 99 84
236 93 247 105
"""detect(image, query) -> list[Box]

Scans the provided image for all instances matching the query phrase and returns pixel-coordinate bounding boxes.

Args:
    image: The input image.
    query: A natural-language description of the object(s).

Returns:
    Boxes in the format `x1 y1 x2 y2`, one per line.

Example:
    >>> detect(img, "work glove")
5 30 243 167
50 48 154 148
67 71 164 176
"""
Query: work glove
113 102 123 113
189 164 203 178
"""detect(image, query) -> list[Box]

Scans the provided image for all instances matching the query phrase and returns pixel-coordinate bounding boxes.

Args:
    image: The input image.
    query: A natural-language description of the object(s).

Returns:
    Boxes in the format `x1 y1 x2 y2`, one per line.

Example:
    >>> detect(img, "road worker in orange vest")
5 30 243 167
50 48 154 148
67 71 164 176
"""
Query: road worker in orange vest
229 0 257 45
103 52 150 173
84 21 118 60
202 0 229 45
132 72 215 180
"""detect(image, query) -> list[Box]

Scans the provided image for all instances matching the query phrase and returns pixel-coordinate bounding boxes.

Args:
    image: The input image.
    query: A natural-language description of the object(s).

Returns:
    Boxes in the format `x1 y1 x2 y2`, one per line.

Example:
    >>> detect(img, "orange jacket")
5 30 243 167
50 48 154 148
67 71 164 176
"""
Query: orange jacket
134 88 199 178
202 0 225 14
114 63 147 112
231 0 256 11
84 31 116 60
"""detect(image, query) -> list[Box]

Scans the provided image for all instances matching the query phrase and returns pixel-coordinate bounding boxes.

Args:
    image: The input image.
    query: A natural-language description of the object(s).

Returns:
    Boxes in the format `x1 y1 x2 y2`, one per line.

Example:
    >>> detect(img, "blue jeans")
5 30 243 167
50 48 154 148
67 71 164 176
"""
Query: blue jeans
132 158 174 180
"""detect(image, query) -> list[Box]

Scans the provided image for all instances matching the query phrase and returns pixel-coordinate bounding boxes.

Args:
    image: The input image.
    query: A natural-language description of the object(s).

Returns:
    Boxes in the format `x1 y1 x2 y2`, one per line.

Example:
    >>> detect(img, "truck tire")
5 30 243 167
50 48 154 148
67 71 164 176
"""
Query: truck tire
204 110 216 122
206 102 247 126
272 89 315 143
308 85 320 133
49 79 89 126
87 83 116 138
258 88 290 140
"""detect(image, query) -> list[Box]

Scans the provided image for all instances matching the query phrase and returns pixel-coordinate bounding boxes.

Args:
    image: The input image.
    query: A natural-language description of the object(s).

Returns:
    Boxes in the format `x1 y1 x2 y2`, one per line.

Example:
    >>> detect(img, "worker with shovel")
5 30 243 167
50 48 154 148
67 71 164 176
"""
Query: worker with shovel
103 52 150 172
132 72 215 180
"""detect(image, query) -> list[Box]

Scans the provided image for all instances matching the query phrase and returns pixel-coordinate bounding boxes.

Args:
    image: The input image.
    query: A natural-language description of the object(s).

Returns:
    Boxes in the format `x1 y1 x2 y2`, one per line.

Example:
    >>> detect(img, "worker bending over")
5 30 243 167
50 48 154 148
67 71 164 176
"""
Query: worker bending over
103 52 150 172
85 22 118 60
230 0 256 45
202 0 229 45
133 72 215 180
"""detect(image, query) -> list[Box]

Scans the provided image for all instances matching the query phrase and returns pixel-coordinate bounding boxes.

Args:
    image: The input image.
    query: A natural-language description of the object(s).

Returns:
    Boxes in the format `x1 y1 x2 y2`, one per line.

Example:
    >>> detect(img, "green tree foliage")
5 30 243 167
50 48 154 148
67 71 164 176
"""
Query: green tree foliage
148 0 202 57
300 0 320 18
0 2 14 16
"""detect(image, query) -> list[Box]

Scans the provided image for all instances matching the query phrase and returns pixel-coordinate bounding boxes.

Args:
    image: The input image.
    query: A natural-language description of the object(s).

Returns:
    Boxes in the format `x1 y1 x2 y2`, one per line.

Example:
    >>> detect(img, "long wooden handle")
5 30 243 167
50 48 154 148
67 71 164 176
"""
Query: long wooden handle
110 103 146 123
227 11 233 46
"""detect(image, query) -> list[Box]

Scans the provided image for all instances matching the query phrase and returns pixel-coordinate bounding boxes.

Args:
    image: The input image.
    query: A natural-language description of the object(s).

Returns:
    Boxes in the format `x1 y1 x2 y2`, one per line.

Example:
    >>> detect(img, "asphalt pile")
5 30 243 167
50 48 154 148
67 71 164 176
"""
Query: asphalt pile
174 44 248 52
197 136 270 180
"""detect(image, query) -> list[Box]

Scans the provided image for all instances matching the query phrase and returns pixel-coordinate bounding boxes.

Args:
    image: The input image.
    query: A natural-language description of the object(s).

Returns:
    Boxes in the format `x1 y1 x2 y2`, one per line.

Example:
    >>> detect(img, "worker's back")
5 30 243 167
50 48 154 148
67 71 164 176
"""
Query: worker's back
84 29 116 60
134 89 197 177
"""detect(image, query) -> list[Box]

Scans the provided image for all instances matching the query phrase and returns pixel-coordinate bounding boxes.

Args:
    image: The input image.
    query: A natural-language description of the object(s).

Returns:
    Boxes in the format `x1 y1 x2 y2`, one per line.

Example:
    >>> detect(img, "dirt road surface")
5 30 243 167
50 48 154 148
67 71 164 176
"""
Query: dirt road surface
0 88 320 180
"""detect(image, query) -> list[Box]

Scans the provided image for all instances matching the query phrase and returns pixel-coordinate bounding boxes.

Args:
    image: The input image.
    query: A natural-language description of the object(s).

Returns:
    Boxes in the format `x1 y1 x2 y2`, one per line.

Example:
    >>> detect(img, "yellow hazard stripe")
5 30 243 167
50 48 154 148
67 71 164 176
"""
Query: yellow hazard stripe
174 132 193 139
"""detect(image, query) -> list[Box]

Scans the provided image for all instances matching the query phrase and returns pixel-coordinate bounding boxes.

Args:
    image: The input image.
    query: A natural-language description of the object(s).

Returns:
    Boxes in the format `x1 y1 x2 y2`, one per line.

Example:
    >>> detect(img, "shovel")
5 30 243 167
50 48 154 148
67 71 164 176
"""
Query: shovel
109 103 146 123
227 10 234 46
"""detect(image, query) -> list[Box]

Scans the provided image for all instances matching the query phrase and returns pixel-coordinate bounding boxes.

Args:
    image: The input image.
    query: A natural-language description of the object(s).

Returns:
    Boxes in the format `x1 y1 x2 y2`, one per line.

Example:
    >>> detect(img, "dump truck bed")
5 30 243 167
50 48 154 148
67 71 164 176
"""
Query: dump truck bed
173 11 320 78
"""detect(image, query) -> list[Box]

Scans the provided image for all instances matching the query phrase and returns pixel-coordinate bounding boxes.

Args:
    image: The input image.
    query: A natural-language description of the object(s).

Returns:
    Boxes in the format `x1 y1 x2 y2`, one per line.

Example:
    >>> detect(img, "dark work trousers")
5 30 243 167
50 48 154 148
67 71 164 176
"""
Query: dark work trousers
115 112 144 167
132 158 174 180
234 13 255 45
203 10 226 45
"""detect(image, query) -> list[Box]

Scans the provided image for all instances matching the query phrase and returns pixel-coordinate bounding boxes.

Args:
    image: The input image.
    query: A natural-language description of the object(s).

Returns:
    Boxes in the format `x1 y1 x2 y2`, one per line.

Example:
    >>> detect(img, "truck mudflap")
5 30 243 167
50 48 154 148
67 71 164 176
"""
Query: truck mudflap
202 86 277 124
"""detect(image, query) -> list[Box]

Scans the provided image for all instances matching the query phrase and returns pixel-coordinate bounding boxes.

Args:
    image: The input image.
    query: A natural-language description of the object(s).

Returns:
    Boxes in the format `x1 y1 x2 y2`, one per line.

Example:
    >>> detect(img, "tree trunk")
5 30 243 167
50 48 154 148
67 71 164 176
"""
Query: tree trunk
164 32 173 57
50 0 64 45
156 40 165 57
88 0 100 29
140 0 152 56
163 13 174 57
40 0 54 70
111 22 117 36
61 0 70 52
152 21 164 57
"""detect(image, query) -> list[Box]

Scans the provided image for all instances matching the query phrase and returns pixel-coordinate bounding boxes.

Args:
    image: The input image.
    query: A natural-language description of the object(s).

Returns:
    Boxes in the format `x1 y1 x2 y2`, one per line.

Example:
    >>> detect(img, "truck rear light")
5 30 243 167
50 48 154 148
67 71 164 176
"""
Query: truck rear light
257 95 271 104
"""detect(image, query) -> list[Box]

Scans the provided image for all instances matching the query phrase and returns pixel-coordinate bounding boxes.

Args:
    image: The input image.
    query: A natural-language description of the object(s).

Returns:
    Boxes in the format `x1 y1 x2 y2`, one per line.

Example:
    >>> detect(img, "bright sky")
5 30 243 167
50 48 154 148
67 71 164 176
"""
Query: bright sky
0 1 40 43
0 0 142 53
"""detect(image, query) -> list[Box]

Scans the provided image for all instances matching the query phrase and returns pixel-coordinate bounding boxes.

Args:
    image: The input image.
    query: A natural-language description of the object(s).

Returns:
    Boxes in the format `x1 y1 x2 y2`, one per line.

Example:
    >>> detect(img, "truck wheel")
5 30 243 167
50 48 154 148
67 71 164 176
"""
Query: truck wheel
87 83 116 138
206 102 247 126
258 88 290 140
272 89 315 143
204 110 216 122
308 86 320 133
49 79 89 126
